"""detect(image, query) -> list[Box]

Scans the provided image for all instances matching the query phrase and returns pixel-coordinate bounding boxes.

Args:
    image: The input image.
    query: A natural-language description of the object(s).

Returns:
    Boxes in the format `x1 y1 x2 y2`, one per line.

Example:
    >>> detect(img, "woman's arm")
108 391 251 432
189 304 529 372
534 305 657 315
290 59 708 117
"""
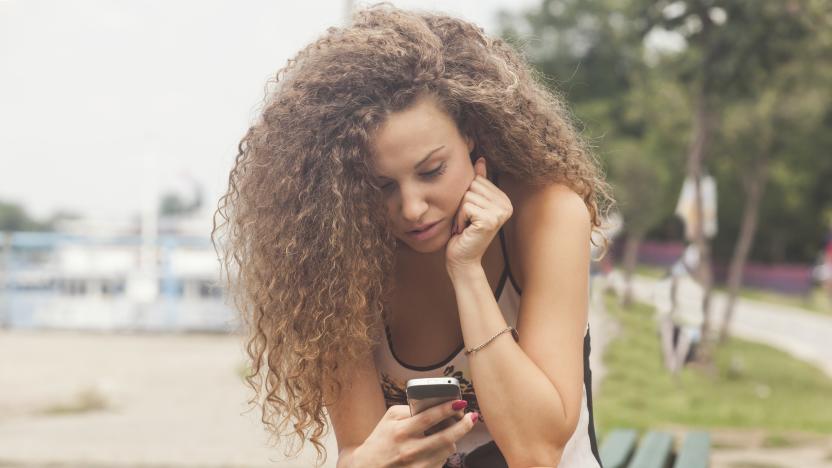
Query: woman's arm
448 183 591 467
335 446 361 468
325 353 387 466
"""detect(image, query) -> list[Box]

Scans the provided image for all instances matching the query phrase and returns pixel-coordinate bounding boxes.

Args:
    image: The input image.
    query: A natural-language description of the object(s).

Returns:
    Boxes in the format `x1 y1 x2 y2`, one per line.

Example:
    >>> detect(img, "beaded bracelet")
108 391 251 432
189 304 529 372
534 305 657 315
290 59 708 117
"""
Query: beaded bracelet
464 326 519 355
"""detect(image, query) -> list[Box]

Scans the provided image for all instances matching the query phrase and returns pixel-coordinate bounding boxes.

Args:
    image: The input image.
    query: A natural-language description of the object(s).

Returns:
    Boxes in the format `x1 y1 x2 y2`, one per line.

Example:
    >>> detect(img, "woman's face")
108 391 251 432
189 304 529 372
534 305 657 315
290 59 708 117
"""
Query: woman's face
370 94 476 254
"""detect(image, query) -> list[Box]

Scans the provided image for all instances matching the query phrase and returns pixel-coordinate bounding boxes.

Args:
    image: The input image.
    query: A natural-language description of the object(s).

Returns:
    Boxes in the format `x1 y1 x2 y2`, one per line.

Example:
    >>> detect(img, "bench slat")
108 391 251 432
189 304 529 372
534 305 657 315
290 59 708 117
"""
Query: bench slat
672 432 710 468
627 431 673 468
600 428 638 468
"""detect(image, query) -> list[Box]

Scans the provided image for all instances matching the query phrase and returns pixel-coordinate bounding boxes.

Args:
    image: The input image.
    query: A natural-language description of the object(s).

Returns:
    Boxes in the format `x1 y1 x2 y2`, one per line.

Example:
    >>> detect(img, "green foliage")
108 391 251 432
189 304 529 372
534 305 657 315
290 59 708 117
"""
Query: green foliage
500 0 681 239
594 294 832 436
159 186 202 217
0 200 49 231
500 0 832 263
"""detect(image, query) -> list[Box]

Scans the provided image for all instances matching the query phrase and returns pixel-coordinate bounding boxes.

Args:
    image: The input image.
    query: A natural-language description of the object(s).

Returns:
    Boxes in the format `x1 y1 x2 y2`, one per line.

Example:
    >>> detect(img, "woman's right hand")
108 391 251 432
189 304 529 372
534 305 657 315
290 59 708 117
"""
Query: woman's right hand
353 400 479 468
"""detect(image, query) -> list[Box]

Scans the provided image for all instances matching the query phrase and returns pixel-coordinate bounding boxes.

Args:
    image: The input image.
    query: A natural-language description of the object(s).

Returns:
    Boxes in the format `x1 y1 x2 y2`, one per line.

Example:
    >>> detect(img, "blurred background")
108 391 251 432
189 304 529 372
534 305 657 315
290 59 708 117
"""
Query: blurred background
1 0 830 467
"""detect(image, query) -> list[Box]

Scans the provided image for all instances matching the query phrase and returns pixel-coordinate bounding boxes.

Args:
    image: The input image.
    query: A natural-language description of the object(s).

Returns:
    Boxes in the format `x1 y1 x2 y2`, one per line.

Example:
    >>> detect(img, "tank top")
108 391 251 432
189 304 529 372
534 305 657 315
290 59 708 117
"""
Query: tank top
373 224 603 467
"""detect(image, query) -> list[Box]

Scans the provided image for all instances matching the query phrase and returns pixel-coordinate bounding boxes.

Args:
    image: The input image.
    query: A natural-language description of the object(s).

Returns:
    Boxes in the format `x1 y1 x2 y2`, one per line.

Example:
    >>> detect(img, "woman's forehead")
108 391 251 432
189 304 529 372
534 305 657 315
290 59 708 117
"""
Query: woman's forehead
370 97 461 173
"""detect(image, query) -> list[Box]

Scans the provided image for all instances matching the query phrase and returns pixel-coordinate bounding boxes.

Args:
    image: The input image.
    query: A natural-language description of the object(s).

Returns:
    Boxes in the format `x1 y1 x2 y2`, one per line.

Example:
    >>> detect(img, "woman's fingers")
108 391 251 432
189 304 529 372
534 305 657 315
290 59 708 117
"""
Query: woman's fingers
462 190 491 209
452 160 510 236
454 189 497 235
454 198 467 235
470 177 510 204
462 203 500 231
418 411 479 453
405 399 467 436
385 405 413 421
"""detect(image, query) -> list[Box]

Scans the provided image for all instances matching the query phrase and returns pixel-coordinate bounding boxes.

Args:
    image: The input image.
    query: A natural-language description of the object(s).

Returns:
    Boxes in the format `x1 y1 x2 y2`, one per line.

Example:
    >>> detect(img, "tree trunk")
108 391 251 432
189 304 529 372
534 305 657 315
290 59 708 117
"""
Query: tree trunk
686 90 715 339
719 159 770 343
621 233 641 307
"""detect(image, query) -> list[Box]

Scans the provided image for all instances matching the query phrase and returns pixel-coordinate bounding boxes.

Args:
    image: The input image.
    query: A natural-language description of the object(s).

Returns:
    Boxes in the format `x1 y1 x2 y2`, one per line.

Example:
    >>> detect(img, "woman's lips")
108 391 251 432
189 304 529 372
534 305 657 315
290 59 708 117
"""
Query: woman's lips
407 219 442 240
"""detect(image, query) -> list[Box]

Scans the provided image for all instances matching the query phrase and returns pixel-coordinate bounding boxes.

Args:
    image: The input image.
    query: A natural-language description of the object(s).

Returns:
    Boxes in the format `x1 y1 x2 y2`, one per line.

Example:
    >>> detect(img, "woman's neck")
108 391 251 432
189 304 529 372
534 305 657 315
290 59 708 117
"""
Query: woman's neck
395 241 449 278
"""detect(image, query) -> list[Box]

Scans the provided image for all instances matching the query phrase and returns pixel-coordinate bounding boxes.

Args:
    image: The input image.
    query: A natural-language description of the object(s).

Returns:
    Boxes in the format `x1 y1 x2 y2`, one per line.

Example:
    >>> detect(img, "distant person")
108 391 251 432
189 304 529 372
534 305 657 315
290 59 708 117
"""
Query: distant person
212 5 611 468
652 245 704 374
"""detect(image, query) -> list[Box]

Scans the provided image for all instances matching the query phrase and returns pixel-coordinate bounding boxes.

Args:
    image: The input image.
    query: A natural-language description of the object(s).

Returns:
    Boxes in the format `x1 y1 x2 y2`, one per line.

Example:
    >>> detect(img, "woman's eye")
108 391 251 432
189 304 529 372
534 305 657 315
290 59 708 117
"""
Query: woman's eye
379 163 445 191
423 163 446 178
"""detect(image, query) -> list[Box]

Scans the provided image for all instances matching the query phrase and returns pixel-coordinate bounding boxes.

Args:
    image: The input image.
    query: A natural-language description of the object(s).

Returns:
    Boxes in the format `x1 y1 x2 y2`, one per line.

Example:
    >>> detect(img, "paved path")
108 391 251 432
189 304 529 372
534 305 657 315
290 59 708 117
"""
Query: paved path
588 276 617 396
610 271 832 378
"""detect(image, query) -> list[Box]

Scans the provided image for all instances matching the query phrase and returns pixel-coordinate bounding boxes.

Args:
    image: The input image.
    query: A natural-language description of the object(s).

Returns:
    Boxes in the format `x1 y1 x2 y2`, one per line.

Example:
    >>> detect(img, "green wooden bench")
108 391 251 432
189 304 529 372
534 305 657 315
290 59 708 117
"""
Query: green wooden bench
600 428 710 468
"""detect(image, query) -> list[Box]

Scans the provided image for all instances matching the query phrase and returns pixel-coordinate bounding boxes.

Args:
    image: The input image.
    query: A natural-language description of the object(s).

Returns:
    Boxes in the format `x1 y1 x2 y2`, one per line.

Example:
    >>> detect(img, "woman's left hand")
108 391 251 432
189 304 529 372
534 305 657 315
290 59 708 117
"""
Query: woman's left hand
446 157 513 272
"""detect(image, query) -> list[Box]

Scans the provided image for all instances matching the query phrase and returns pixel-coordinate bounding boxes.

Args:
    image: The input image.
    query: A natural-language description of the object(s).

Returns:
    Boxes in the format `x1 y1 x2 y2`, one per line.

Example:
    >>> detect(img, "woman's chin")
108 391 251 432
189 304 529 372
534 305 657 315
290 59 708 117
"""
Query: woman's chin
397 231 451 254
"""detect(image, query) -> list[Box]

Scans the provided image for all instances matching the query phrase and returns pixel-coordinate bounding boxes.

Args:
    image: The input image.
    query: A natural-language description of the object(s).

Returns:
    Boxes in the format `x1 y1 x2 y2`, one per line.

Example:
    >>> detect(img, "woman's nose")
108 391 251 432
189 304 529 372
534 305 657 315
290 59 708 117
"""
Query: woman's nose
399 187 429 223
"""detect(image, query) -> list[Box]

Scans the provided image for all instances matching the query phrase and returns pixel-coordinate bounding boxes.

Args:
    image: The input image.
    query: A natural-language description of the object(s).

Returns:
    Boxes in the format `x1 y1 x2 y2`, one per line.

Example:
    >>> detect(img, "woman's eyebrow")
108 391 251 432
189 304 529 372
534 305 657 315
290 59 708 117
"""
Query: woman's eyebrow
413 145 445 169
376 145 445 180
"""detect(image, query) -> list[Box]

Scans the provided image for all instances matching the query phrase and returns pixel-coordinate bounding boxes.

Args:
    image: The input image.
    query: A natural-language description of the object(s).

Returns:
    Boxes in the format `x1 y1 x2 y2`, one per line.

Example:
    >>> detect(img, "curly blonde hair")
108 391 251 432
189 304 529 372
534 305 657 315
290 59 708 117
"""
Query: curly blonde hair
212 3 613 465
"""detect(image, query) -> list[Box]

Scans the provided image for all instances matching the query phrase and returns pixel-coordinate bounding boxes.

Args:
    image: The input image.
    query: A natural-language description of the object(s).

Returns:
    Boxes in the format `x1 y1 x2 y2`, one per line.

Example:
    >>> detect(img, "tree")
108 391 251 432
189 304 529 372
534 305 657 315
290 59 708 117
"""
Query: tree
499 0 683 302
633 0 830 342
0 200 49 231
159 184 203 218
713 3 832 340
499 1 832 344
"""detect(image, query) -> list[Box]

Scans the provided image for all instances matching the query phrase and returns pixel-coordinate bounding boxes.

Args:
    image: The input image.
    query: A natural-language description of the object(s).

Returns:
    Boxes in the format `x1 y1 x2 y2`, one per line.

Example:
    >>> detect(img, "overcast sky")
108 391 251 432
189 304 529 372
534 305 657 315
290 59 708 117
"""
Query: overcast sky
0 0 541 223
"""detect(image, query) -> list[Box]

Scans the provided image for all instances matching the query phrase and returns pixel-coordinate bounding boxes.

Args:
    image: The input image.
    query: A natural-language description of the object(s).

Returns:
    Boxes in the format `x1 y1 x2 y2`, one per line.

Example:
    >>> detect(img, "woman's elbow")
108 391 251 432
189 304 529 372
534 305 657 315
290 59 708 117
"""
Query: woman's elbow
505 440 565 468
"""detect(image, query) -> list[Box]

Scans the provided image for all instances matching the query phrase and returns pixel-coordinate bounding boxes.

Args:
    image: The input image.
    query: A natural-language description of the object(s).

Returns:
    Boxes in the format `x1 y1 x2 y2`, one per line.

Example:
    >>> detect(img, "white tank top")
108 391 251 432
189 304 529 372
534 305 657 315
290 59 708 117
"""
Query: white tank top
372 227 602 467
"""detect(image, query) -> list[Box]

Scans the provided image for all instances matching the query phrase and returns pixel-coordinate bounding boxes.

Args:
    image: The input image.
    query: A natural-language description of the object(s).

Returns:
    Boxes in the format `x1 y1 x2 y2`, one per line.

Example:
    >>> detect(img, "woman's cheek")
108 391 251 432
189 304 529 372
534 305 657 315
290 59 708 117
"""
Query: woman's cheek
448 173 470 211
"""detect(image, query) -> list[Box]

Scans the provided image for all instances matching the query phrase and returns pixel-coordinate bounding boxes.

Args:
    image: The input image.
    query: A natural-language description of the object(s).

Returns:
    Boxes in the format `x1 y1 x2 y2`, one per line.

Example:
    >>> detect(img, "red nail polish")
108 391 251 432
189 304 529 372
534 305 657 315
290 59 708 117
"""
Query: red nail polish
452 400 467 411
471 412 479 423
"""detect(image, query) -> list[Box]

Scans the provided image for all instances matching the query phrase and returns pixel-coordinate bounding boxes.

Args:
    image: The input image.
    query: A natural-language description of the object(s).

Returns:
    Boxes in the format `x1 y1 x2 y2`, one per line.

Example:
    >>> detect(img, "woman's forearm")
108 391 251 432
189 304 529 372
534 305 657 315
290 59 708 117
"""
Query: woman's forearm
448 264 568 467
336 446 355 468
336 446 370 468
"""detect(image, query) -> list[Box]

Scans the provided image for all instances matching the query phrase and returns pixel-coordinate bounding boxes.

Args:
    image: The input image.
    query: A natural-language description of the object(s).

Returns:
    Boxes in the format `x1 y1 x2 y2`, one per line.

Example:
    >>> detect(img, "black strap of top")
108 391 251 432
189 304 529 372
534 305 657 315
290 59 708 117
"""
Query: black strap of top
494 172 523 295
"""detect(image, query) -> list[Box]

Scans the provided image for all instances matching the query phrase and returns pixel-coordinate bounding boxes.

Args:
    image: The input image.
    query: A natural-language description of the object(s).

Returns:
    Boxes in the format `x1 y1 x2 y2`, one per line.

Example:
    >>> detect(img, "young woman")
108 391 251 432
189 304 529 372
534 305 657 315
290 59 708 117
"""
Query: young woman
214 5 612 467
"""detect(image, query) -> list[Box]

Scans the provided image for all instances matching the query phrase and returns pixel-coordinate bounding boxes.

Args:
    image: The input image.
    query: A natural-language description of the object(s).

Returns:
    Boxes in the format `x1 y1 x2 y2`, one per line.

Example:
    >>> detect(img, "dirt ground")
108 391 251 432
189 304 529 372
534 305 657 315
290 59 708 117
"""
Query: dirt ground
0 330 337 467
707 428 832 468
2 330 831 467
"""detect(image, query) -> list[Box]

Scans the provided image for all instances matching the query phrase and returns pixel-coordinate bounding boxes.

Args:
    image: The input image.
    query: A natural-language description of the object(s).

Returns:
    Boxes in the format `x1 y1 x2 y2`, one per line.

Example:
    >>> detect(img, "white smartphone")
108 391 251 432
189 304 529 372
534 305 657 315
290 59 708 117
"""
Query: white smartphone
406 377 463 436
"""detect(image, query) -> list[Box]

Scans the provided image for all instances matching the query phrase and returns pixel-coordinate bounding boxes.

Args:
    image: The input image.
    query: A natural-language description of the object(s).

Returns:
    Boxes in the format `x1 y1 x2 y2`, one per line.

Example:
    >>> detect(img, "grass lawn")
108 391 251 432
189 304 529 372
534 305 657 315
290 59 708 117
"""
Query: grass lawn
633 263 667 279
593 293 832 439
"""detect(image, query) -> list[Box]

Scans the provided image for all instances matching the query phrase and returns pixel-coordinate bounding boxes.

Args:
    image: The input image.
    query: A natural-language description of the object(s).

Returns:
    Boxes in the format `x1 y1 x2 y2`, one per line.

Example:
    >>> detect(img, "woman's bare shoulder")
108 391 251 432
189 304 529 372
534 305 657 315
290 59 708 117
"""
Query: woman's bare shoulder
499 172 582 217
499 174 590 292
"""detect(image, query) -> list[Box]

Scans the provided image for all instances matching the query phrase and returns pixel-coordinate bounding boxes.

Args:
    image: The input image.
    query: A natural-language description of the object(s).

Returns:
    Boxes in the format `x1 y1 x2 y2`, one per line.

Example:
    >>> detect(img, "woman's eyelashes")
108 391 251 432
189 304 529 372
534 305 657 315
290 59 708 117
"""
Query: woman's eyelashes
380 162 447 191
424 162 448 179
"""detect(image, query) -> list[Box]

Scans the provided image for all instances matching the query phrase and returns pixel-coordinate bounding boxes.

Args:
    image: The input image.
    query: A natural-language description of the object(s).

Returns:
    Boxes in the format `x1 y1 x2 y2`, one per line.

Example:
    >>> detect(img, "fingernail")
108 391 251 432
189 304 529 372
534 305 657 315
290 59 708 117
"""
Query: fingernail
471 412 479 423
452 400 467 411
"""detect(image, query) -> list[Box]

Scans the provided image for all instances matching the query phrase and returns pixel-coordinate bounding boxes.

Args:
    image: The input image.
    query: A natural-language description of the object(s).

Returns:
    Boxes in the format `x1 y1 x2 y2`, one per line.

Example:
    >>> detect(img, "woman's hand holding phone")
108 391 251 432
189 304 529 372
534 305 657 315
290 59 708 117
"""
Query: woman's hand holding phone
351 401 479 468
